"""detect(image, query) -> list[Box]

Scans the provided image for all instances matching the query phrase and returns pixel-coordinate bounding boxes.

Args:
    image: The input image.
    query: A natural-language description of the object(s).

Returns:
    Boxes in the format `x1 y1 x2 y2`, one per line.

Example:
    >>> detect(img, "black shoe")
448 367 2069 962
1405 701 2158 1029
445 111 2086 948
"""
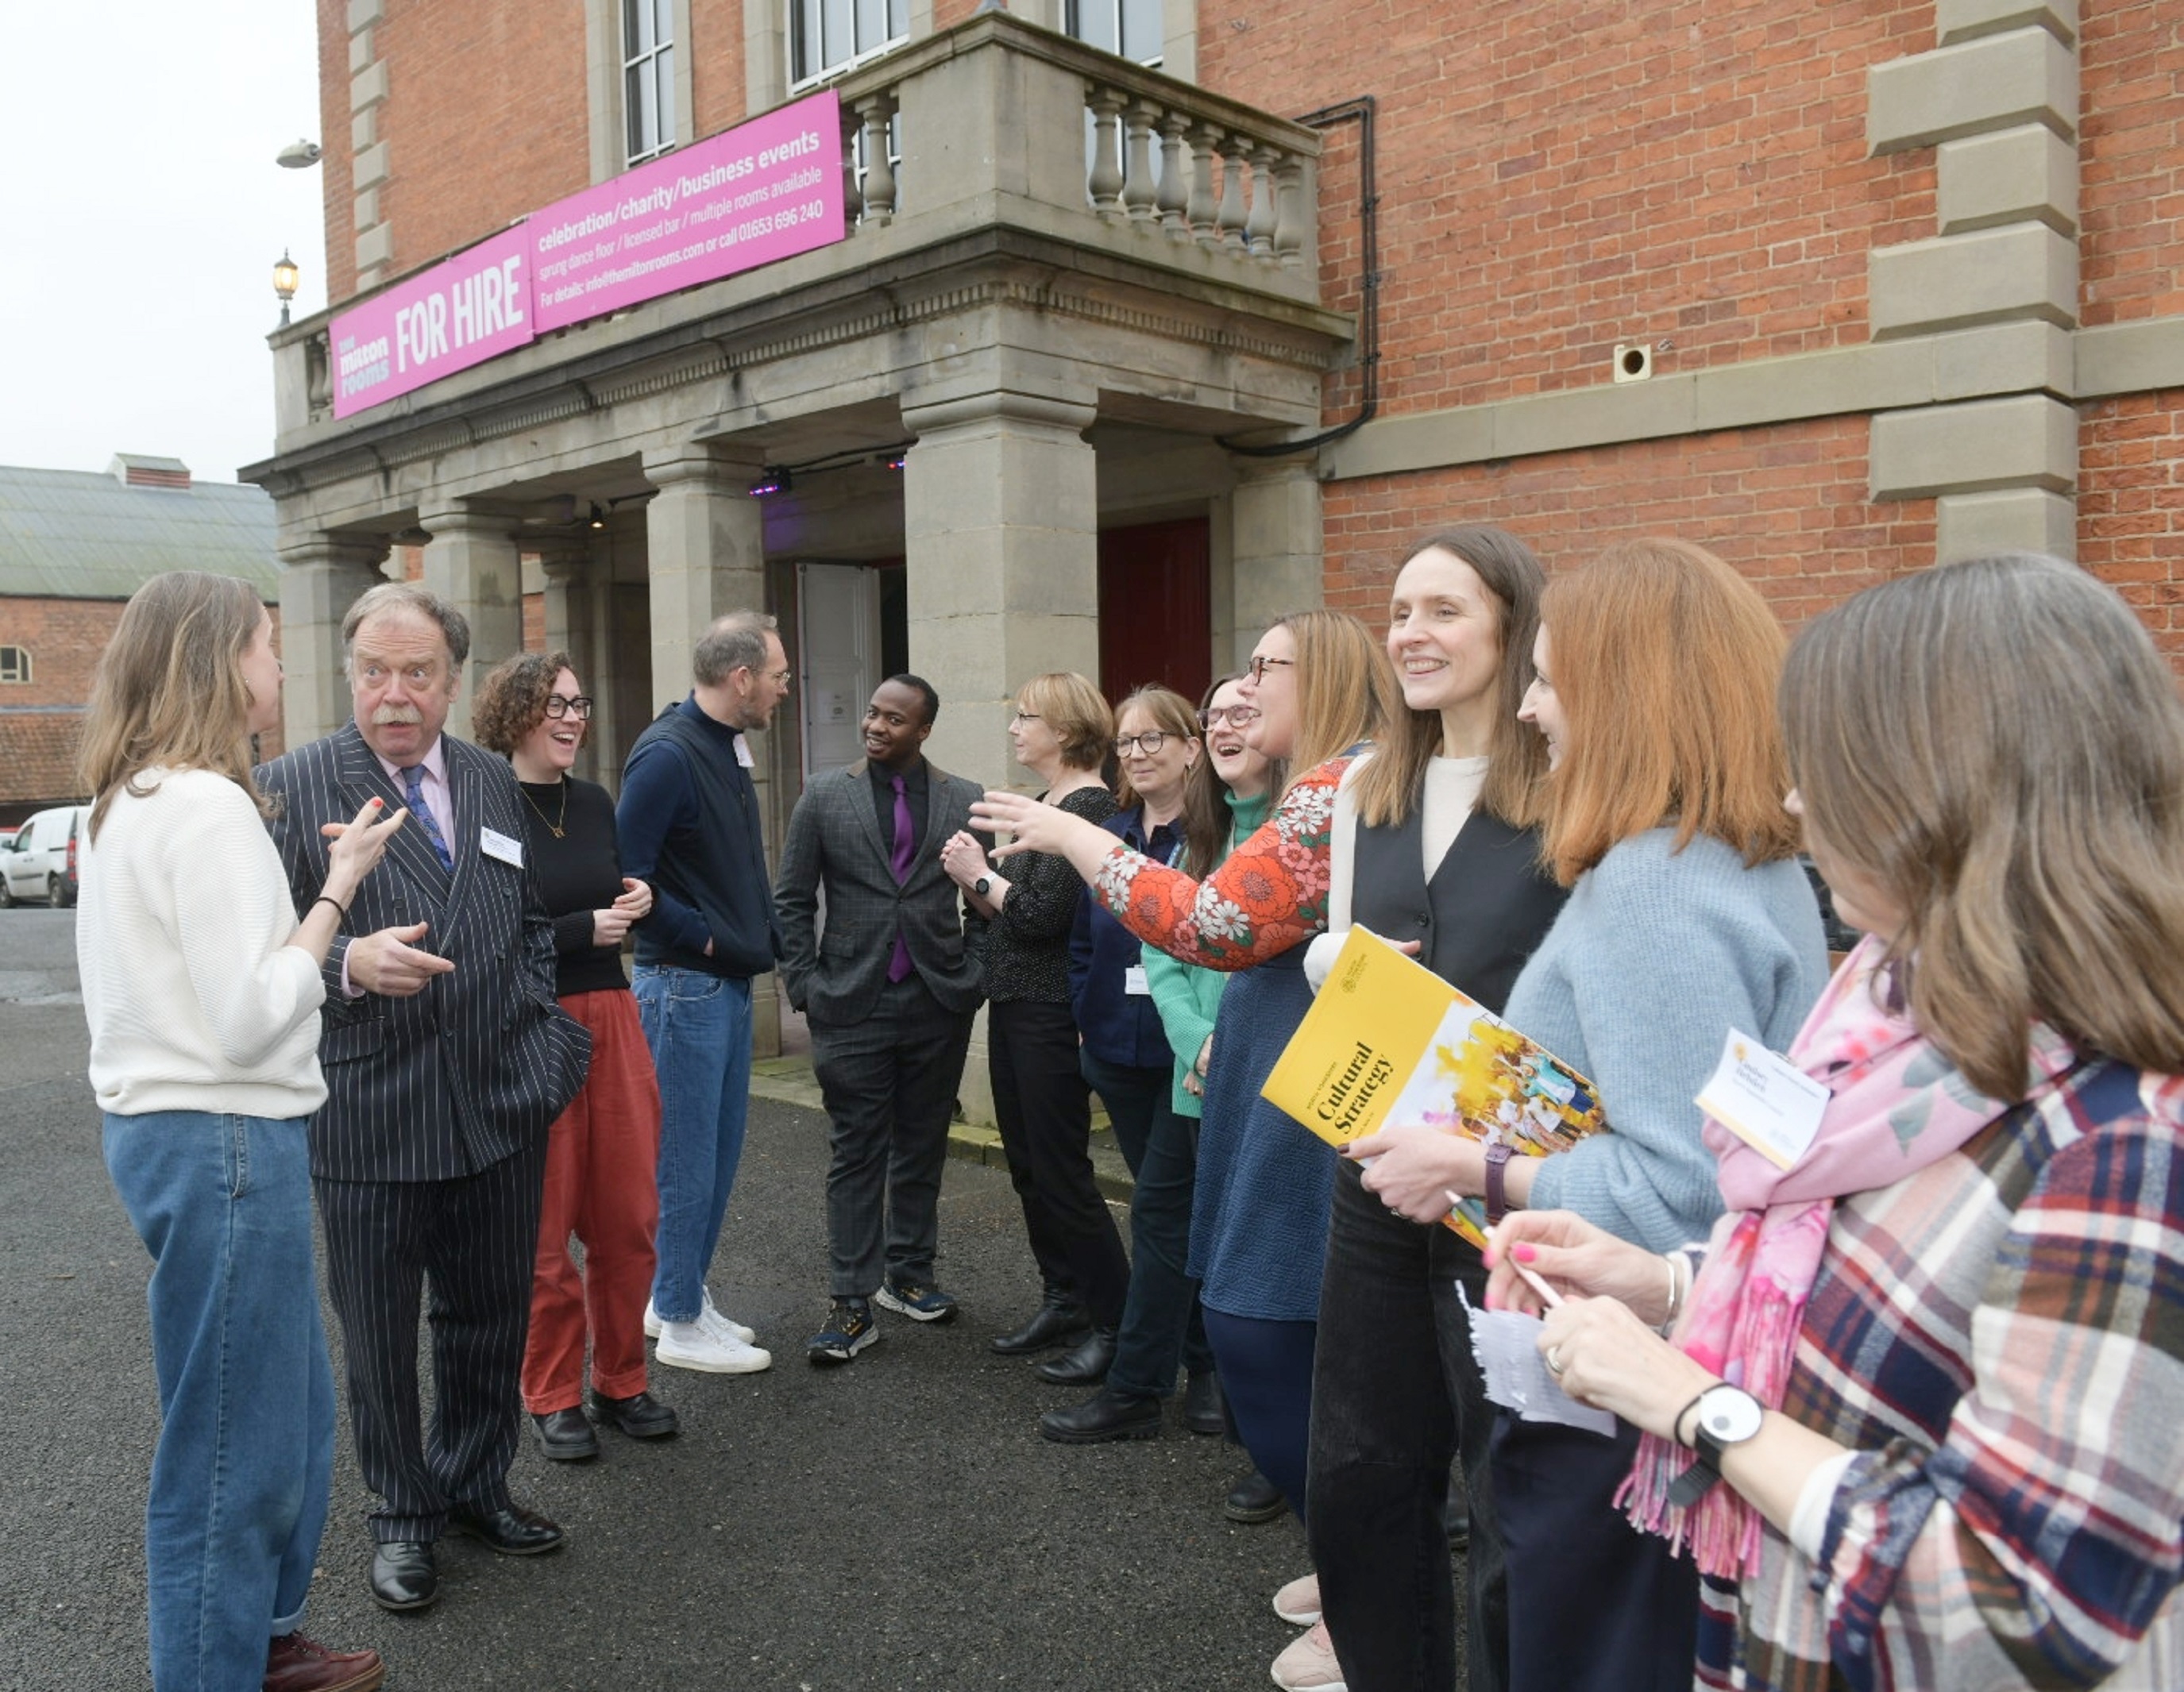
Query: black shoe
448 1501 564 1556
990 1293 1091 1355
1035 1324 1117 1385
1445 1493 1471 1551
1040 1386 1163 1444
590 1388 680 1440
1224 1468 1288 1524
369 1540 438 1612
1183 1370 1226 1436
531 1407 600 1461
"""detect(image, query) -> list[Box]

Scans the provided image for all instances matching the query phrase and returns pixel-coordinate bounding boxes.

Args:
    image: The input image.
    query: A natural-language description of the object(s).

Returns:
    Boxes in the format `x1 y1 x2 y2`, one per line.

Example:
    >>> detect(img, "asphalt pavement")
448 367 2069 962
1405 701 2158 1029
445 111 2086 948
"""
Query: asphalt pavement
0 908 1359 1692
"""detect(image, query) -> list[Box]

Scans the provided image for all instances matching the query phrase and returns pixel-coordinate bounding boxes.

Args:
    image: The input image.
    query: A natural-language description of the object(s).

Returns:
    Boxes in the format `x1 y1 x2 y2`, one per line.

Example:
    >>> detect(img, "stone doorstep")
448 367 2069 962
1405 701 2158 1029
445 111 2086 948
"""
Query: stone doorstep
747 1053 1139 1204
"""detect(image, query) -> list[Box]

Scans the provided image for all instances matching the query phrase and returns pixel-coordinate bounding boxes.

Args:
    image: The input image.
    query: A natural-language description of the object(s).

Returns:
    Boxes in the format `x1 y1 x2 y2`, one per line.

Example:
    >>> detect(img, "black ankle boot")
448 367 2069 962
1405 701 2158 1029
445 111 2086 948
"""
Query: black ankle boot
1035 1324 1117 1385
990 1291 1091 1355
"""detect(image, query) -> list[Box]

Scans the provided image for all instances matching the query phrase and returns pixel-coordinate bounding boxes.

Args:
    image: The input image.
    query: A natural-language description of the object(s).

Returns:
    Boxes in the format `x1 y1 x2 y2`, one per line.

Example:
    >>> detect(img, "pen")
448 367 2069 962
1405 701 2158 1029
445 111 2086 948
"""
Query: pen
1470 1204 1564 1309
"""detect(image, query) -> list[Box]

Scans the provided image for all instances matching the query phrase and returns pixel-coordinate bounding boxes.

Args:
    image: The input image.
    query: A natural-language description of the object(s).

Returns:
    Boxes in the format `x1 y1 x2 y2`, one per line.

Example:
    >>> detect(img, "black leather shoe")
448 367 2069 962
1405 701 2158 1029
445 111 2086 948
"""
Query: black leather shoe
532 1407 600 1461
1183 1369 1226 1436
369 1540 438 1612
990 1293 1091 1355
1035 1324 1117 1385
591 1388 680 1440
1040 1385 1163 1444
1224 1468 1288 1524
448 1501 564 1556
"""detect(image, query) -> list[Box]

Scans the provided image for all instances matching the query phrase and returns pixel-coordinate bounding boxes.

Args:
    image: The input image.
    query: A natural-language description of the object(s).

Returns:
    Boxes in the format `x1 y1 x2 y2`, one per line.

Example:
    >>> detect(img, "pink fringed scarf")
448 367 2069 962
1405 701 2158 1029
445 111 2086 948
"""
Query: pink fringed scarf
1616 936 2078 1578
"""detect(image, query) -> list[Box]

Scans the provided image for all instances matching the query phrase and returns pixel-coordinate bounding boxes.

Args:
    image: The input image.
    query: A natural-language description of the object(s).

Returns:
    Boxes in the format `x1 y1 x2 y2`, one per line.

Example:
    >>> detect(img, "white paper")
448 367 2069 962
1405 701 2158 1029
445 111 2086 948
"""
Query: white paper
1693 1026 1831 1171
1123 965 1151 996
1457 1285 1617 1436
479 826 524 867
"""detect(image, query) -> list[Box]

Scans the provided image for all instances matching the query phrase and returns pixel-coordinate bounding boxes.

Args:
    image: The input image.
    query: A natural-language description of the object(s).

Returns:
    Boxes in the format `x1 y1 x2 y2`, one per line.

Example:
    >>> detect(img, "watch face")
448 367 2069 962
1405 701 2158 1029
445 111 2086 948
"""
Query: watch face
1696 1386 1765 1447
974 876 991 896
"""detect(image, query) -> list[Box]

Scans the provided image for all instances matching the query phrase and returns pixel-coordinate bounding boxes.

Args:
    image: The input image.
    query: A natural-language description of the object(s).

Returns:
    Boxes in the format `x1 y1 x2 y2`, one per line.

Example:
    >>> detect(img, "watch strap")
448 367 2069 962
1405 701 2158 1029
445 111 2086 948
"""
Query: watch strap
1666 1454 1722 1510
1484 1142 1514 1225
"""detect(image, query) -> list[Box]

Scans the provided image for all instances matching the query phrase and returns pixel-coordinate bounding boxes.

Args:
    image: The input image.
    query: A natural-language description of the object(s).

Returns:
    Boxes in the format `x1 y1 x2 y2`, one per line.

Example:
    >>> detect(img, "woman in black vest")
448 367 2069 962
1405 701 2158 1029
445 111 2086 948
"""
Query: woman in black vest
1290 529 1565 1692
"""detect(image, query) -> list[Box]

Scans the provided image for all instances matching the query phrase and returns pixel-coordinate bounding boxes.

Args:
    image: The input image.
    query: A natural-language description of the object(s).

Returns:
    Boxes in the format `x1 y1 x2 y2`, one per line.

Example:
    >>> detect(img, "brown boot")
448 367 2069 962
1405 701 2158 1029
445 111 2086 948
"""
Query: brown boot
264 1632 385 1692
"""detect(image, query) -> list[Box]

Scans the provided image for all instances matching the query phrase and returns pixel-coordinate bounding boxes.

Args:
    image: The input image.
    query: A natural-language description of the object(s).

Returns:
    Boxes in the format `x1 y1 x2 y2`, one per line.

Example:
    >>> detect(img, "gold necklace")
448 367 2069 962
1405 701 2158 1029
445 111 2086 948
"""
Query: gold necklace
520 777 568 838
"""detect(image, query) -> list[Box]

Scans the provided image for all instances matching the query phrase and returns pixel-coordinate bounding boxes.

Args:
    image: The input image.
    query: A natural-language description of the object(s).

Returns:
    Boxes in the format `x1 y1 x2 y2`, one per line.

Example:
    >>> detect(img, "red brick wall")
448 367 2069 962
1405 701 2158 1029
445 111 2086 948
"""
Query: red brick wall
692 0 749 136
2079 0 2184 326
1322 416 1935 630
2078 391 2184 658
318 0 357 305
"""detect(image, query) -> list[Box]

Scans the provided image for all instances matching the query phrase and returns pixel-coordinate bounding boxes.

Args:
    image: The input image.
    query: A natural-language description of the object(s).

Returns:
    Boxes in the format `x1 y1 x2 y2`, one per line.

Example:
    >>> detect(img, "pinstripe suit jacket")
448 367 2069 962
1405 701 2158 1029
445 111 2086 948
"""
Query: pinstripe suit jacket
774 758 988 1026
257 722 592 1183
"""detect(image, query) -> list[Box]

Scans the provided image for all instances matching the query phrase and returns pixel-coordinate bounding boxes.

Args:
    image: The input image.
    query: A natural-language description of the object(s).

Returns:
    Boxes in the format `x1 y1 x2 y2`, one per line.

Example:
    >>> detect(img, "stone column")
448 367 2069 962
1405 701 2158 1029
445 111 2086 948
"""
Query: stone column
899 391 1102 792
535 539 594 780
419 505 524 740
277 532 388 744
1228 458 1324 669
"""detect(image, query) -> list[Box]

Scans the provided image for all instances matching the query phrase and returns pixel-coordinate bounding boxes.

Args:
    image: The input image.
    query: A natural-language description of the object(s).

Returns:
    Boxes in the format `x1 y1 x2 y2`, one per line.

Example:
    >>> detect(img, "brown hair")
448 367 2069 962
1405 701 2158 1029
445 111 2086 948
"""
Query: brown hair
1276 608 1398 790
1178 672 1285 879
1536 537 1799 885
473 650 580 757
1112 684 1202 813
1350 526 1551 831
79 572 273 838
341 580 470 670
1017 671 1114 772
1782 553 2184 1100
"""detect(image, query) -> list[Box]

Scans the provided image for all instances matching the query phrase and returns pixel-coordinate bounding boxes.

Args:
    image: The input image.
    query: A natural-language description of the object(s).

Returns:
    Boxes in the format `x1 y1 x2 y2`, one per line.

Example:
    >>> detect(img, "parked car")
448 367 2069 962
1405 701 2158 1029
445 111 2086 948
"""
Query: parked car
0 804 91 908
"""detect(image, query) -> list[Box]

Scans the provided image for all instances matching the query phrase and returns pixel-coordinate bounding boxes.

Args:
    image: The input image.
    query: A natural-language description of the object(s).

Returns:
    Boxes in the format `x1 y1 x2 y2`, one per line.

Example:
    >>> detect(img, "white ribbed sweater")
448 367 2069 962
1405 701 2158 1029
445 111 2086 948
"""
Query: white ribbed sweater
77 768 329 1120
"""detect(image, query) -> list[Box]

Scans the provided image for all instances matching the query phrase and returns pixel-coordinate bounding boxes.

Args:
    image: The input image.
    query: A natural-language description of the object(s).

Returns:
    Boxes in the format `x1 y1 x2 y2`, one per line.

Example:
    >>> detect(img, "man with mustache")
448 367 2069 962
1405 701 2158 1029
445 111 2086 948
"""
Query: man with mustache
773 676 990 1364
257 582 591 1613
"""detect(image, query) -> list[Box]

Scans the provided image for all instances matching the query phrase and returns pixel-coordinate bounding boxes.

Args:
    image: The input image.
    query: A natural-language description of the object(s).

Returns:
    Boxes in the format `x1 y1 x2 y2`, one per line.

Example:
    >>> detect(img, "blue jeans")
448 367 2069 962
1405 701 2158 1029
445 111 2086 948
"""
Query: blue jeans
103 1110 335 1692
635 965 753 1322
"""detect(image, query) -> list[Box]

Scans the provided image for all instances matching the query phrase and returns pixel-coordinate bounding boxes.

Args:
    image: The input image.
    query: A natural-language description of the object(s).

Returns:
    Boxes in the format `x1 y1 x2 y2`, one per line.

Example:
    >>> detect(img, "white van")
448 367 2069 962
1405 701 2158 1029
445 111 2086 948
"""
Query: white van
0 804 91 908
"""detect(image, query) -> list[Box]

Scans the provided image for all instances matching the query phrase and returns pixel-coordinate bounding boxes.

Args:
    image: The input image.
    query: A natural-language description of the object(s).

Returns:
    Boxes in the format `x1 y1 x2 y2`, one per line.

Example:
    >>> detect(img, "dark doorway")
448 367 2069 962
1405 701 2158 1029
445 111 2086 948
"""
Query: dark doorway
1097 517 1211 707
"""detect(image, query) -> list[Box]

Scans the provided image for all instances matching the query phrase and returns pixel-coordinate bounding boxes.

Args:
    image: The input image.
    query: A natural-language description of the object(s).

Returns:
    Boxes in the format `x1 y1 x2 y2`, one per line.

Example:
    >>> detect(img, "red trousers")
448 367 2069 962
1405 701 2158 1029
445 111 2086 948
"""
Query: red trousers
522 989 662 1411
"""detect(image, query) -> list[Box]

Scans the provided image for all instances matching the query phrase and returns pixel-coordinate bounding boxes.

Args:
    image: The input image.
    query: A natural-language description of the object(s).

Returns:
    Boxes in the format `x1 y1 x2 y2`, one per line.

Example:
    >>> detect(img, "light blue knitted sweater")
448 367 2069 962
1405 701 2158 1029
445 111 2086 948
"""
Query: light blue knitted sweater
1511 827 1829 1253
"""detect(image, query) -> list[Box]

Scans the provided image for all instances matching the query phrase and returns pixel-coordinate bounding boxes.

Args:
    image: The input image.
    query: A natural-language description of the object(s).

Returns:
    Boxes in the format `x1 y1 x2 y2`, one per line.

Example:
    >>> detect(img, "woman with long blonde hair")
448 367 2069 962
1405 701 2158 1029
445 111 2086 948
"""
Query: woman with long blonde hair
78 572 402 1692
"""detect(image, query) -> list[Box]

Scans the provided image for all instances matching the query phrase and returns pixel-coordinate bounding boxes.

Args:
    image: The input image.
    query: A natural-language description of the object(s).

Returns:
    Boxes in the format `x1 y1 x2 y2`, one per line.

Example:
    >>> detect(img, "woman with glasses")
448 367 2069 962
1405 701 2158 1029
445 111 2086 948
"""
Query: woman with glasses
940 673 1125 1362
473 652 677 1462
972 615 1395 1633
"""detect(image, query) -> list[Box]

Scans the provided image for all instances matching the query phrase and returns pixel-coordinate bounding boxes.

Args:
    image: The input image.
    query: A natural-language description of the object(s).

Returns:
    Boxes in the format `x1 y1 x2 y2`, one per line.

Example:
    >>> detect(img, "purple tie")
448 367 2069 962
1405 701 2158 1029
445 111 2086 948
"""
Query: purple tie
886 774 914 982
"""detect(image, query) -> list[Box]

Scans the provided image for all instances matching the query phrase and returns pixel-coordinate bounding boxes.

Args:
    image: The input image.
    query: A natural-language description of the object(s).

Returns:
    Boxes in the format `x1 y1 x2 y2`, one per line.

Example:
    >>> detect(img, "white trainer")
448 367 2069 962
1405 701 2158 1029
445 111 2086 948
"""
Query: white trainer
645 1288 757 1345
1270 1621 1346 1692
1273 1572 1322 1627
654 1319 772 1374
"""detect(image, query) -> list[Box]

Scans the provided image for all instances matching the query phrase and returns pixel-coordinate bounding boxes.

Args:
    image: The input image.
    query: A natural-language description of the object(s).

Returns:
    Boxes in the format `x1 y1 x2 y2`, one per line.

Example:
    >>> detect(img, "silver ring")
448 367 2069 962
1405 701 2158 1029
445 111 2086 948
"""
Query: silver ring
1545 1345 1566 1378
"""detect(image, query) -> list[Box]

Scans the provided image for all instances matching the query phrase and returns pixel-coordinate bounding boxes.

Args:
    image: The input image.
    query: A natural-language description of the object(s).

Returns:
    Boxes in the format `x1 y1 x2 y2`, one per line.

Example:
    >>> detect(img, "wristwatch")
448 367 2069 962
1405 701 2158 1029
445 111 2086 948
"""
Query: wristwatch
973 875 992 899
1483 1143 1513 1226
1667 1383 1765 1509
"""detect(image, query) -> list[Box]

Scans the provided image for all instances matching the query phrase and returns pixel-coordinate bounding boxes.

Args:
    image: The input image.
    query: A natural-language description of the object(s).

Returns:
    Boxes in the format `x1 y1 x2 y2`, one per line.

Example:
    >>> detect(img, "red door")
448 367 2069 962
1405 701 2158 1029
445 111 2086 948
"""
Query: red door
1097 517 1211 707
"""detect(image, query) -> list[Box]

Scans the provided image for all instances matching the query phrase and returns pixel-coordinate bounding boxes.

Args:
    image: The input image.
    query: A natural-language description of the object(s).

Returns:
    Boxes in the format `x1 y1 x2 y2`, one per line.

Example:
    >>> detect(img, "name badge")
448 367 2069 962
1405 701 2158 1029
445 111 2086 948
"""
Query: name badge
480 826 525 868
1124 965 1151 996
734 734 754 769
1694 1027 1830 1171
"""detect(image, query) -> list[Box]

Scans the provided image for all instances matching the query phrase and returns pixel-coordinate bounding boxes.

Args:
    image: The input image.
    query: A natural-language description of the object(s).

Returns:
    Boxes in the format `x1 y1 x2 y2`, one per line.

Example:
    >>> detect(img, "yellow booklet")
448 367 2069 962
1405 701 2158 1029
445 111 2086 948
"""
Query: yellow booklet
1260 927 1607 1248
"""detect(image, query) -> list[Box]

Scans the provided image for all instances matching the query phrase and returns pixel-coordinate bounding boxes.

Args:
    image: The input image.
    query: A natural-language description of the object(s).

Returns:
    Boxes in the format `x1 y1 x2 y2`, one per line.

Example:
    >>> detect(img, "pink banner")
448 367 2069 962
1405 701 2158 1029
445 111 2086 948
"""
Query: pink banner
531 89 845 333
330 226 534 419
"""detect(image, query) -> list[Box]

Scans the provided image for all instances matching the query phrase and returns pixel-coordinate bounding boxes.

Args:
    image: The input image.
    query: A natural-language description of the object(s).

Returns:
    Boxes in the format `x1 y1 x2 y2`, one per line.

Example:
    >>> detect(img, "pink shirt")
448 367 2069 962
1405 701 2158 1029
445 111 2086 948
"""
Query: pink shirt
340 737 453 997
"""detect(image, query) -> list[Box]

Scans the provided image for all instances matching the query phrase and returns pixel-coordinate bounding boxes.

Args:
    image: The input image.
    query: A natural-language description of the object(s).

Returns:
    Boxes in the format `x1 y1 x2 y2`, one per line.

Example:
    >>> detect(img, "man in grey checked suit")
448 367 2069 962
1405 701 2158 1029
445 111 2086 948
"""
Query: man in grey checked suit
774 675 988 1366
257 582 590 1613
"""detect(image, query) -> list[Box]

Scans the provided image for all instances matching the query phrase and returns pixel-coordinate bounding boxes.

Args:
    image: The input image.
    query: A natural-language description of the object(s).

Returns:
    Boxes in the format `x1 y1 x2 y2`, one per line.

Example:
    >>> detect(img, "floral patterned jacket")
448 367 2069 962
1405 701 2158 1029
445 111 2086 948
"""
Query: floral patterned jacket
1093 755 1350 969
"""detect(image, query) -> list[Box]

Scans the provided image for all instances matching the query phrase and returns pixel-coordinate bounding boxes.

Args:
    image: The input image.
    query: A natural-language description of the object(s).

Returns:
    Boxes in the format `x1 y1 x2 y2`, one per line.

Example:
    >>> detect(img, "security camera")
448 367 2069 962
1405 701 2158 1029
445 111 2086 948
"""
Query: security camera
276 139 323 169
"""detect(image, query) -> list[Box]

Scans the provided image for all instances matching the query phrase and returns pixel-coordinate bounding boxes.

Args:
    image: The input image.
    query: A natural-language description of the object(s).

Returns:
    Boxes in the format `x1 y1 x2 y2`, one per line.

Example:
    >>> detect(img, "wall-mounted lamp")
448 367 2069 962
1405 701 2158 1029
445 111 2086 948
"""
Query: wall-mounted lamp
588 502 609 530
276 139 323 169
273 249 301 328
748 468 792 497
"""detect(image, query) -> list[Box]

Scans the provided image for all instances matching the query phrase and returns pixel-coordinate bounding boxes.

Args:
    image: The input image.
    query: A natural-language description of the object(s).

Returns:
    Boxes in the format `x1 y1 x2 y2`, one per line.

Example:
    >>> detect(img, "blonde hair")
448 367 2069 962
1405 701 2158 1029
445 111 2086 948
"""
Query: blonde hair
1113 684 1202 812
79 572 274 838
1017 671 1114 772
1350 526 1551 831
1276 608 1398 788
1783 553 2184 1100
1535 538 1799 886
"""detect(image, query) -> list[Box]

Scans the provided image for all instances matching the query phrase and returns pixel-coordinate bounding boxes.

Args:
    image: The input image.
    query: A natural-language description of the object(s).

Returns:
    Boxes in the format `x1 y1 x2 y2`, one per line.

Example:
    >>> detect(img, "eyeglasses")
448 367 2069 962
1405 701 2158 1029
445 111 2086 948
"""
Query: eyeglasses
1248 655 1296 684
542 696 595 720
1010 709 1043 724
1113 730 1183 757
763 667 794 687
1201 703 1261 729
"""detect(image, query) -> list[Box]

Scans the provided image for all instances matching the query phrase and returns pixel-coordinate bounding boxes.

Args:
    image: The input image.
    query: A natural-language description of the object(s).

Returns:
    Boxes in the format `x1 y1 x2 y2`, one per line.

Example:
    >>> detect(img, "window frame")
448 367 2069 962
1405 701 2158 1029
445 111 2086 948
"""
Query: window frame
0 644 29 685
1064 0 1163 67
622 0 677 166
787 0 911 94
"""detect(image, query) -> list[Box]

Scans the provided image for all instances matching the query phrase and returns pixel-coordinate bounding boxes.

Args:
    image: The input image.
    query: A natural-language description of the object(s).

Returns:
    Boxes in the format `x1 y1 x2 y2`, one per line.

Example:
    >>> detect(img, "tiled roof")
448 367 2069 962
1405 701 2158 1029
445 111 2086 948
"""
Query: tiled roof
0 708 86 806
0 463 278 600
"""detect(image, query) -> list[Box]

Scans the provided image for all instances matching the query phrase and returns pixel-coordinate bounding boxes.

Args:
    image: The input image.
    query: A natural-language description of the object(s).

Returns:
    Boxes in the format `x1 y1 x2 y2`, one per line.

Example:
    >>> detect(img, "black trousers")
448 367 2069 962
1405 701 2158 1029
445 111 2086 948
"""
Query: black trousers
1309 1158 1506 1692
810 975 974 1299
987 998 1130 1326
314 1138 547 1543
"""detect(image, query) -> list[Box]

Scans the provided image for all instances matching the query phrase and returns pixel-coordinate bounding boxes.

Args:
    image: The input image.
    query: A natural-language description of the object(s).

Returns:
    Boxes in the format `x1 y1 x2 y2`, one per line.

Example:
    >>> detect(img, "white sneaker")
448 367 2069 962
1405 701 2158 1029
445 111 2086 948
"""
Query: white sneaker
1273 1571 1322 1627
645 1288 757 1345
1270 1621 1345 1692
654 1319 773 1374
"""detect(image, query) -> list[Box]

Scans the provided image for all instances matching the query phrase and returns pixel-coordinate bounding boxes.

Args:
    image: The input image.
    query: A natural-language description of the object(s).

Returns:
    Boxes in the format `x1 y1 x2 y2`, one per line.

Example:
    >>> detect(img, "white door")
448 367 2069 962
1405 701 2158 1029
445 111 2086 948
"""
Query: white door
797 562 882 780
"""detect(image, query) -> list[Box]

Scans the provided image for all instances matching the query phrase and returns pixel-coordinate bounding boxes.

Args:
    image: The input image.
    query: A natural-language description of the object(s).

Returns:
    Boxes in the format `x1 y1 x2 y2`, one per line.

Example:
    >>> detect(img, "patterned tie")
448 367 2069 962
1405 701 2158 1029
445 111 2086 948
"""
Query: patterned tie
399 764 455 872
886 773 914 982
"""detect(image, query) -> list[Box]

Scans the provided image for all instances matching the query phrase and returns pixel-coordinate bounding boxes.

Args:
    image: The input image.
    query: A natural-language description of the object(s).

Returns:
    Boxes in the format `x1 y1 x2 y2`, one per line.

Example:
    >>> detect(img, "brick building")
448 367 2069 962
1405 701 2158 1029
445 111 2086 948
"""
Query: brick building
249 0 2182 1053
0 458 282 827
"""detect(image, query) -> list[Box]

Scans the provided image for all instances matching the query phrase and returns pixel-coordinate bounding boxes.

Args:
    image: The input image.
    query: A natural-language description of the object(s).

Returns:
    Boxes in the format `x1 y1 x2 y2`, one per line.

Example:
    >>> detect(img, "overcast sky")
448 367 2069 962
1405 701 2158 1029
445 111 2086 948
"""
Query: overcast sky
0 3 327 484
